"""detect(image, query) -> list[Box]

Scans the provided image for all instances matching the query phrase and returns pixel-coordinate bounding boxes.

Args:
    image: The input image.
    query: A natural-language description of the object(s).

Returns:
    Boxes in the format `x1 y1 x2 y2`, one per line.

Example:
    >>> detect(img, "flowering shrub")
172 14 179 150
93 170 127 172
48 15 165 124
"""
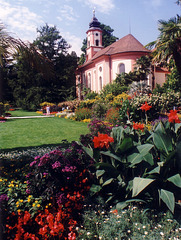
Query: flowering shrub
93 133 114 149
105 108 120 126
168 110 180 123
88 119 114 136
74 107 92 121
1 142 94 239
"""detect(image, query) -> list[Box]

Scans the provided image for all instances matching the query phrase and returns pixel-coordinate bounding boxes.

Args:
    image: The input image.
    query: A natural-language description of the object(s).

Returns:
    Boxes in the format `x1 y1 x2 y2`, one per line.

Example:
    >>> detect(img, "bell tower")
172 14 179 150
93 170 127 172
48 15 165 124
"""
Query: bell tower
86 10 103 61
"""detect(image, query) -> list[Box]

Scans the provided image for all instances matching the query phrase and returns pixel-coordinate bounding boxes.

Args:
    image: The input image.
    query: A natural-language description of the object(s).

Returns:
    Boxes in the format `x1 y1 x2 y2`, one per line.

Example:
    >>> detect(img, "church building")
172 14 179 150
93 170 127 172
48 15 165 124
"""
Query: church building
76 12 169 98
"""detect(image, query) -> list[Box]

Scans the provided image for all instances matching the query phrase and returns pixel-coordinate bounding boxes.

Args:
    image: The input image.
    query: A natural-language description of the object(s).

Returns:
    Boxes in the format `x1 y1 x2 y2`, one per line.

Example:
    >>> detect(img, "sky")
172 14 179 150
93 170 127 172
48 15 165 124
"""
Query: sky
0 0 180 56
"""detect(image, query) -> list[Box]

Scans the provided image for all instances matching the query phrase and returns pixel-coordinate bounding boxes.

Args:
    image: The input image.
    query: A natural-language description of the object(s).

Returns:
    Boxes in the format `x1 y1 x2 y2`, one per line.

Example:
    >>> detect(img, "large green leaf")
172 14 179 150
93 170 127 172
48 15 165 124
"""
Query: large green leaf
100 151 122 162
102 178 114 186
147 166 161 175
128 144 154 167
132 177 155 197
175 123 181 134
96 170 105 178
167 174 181 188
152 124 173 154
90 184 102 194
159 189 175 213
116 137 133 154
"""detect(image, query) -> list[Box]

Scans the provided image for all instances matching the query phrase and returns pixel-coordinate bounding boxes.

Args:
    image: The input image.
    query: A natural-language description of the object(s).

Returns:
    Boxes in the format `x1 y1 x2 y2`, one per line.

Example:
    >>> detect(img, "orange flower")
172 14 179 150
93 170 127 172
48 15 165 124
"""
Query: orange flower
168 110 180 123
133 122 145 131
140 102 152 112
93 133 114 149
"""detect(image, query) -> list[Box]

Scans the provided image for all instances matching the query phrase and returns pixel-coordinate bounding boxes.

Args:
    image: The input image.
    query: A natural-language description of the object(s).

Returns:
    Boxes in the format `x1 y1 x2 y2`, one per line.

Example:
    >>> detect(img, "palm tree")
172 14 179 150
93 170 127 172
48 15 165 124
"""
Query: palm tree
148 15 181 78
0 23 53 101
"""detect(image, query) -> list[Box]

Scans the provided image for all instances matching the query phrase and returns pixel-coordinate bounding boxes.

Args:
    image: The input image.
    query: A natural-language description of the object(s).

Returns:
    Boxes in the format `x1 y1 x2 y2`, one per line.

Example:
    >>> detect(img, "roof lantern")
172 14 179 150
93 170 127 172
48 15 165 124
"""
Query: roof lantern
89 9 101 28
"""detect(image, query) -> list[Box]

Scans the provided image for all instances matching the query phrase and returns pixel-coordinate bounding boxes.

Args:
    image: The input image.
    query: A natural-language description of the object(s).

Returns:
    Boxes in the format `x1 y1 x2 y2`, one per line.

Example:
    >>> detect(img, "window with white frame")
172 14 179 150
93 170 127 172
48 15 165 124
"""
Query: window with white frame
118 63 125 74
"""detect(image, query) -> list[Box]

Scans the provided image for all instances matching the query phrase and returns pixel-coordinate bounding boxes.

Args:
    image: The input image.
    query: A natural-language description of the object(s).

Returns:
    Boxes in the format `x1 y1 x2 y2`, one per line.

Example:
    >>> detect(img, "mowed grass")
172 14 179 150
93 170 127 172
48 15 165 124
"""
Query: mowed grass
1 111 89 150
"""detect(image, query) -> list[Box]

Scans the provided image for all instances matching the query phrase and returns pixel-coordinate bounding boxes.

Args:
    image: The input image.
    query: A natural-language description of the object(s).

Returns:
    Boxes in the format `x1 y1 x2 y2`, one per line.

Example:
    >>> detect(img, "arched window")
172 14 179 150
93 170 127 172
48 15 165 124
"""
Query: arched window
95 39 99 46
88 73 91 89
99 76 102 90
118 63 125 74
99 66 102 72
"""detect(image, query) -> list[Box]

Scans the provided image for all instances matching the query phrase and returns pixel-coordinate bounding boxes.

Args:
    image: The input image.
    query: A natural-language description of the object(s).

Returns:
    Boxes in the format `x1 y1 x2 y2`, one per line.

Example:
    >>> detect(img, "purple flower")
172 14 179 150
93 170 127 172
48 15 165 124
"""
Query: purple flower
30 160 37 167
34 156 41 160
56 193 68 206
52 161 61 169
0 194 8 202
26 189 31 194
62 165 76 173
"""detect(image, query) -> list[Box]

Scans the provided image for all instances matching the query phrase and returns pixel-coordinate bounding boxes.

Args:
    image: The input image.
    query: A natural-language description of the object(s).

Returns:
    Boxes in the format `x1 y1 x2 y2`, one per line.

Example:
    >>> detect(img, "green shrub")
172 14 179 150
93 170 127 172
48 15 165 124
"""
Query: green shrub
75 107 92 121
82 119 181 213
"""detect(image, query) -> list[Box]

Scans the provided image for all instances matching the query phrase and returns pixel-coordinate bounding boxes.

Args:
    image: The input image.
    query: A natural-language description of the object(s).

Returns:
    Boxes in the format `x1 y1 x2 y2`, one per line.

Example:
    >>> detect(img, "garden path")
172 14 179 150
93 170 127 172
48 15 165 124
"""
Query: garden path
6 115 55 119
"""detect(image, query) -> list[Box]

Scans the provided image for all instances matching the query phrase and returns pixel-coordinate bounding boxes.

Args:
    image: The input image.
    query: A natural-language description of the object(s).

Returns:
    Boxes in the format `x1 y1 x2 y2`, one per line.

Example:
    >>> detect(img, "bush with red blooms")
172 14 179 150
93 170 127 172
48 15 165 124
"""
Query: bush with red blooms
93 133 114 149
140 102 152 112
133 122 145 131
168 110 181 123
4 142 94 239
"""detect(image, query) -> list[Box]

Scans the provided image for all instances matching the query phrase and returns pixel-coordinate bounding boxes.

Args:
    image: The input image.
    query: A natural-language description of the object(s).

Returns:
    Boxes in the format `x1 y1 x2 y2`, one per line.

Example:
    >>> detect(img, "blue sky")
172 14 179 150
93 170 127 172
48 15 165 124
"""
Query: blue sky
0 0 180 56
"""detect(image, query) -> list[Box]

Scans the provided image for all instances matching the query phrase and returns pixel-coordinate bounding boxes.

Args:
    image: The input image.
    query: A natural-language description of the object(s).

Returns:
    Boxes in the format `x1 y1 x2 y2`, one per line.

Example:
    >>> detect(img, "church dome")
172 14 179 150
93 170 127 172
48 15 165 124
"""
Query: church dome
89 10 101 29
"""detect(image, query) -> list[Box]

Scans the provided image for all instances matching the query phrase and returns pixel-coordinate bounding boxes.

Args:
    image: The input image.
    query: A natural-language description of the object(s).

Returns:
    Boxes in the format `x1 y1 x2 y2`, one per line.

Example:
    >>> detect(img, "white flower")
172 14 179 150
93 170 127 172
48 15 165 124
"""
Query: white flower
144 231 148 235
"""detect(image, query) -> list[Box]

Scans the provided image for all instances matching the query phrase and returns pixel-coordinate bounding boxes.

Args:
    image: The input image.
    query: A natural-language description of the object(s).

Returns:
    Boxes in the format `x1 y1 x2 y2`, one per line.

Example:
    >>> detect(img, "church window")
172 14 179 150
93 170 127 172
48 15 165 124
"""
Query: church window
88 73 91 89
96 33 98 36
118 63 125 74
95 39 99 46
87 41 90 48
99 66 102 72
99 76 102 90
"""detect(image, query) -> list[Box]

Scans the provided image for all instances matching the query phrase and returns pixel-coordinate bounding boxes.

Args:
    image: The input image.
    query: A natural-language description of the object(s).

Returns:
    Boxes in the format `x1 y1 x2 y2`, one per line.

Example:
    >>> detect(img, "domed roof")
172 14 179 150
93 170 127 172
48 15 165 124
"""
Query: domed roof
89 10 101 29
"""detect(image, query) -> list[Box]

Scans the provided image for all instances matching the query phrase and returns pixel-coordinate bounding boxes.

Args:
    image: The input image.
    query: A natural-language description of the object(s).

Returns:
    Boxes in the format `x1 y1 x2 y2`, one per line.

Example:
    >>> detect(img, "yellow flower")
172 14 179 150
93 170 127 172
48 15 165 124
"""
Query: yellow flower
17 209 21 213
0 178 2 182
19 199 23 203
32 203 36 207
27 199 31 203
35 200 38 204
37 204 41 208
16 201 19 205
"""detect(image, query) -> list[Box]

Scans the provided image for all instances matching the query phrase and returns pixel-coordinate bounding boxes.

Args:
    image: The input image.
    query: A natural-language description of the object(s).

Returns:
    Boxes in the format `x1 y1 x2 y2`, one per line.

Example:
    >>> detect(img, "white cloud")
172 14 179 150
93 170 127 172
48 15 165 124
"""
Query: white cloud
58 5 79 23
62 31 82 56
0 0 43 41
150 0 162 7
81 0 115 14
143 0 162 7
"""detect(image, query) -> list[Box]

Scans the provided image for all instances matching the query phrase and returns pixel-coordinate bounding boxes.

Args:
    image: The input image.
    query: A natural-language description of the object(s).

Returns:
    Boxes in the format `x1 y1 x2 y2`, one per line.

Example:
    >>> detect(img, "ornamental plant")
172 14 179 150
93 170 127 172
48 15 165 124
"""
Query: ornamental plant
2 142 94 239
81 119 181 213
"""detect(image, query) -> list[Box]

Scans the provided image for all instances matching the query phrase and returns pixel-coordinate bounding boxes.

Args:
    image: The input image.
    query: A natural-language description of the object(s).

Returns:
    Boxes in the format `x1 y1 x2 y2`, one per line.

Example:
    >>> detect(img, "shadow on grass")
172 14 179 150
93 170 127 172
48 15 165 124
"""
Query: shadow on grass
0 140 71 153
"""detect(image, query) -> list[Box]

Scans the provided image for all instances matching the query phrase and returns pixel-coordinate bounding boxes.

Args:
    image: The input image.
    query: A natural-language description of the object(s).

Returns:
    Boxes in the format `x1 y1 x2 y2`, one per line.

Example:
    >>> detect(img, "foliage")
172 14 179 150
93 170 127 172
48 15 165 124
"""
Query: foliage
58 99 81 111
134 55 151 81
0 102 9 116
100 80 128 98
105 107 120 126
33 24 70 60
91 98 110 119
88 119 114 137
148 15 181 79
82 117 181 213
129 81 151 95
78 204 181 239
0 142 94 239
74 107 92 121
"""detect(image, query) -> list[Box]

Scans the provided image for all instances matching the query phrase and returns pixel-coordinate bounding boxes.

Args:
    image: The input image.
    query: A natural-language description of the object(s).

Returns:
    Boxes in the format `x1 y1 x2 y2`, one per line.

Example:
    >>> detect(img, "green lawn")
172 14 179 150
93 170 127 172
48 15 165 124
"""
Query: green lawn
1 111 89 150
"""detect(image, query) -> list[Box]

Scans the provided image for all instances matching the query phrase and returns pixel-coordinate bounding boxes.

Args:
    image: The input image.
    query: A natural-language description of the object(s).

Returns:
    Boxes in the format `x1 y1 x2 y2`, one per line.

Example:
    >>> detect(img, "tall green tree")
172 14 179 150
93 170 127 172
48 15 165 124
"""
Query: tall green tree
134 55 151 81
148 15 181 79
33 24 70 60
0 22 53 102
10 24 78 110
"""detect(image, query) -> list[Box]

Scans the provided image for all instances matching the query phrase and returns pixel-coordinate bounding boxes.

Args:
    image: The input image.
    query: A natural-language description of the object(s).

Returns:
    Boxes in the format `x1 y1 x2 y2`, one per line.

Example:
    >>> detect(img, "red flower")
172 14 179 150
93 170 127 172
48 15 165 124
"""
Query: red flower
133 122 145 131
93 133 114 149
168 110 180 123
140 102 152 112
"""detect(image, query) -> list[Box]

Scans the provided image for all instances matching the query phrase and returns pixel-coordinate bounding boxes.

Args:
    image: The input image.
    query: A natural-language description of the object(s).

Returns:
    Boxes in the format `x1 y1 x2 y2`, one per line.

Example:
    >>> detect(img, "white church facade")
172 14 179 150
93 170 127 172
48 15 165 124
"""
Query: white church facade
76 12 169 98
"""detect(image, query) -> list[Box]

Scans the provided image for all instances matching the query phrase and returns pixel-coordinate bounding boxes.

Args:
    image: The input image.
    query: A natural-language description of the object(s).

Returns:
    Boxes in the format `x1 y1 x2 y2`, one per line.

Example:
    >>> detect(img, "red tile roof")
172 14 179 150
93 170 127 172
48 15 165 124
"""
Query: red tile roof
78 34 150 69
92 34 150 60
